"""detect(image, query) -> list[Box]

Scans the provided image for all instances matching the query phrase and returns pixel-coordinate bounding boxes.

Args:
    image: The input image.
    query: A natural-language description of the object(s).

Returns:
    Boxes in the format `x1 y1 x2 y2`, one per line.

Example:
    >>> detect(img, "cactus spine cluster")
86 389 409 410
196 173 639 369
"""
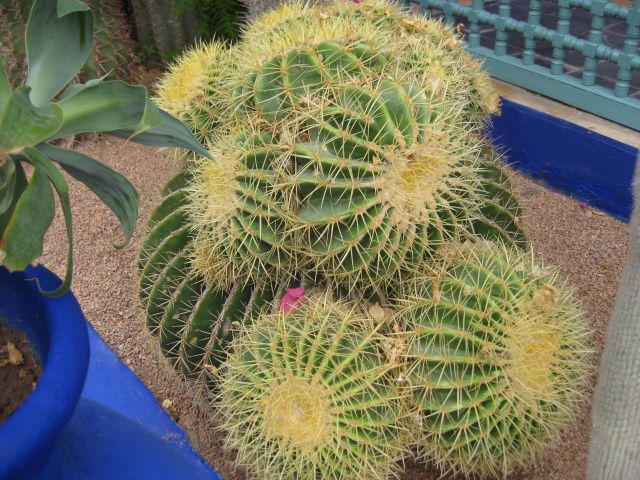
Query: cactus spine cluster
139 1 592 478
396 241 592 477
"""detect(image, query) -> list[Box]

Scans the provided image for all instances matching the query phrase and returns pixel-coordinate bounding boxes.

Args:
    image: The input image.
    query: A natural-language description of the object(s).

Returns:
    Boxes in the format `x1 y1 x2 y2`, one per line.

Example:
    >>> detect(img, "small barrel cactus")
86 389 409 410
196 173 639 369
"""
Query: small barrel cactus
216 293 410 480
395 241 592 477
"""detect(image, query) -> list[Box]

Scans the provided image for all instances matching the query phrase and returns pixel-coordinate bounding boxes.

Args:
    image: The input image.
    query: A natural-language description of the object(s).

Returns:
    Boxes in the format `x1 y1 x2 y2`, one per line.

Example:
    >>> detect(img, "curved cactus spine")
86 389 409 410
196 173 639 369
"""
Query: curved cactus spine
216 293 410 480
396 241 592 478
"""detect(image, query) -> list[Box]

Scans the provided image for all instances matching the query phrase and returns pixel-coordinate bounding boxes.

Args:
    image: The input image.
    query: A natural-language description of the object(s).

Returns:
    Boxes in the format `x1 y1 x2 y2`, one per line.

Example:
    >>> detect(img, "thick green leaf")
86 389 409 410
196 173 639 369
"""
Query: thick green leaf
111 110 211 158
24 147 73 297
38 143 139 247
60 76 106 101
0 161 27 238
26 0 93 106
0 60 10 117
0 158 16 215
0 86 63 155
54 81 152 138
57 0 89 17
0 165 55 272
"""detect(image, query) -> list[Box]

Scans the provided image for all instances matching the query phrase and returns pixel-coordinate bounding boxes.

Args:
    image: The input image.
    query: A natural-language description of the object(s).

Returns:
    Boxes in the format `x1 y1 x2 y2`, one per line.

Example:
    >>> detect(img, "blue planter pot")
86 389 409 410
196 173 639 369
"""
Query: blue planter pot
0 266 221 480
0 266 89 479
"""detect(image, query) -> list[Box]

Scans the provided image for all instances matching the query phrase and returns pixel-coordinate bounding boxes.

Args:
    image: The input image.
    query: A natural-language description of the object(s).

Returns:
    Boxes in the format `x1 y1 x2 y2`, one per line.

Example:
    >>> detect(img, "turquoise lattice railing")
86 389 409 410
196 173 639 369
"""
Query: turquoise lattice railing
410 0 640 130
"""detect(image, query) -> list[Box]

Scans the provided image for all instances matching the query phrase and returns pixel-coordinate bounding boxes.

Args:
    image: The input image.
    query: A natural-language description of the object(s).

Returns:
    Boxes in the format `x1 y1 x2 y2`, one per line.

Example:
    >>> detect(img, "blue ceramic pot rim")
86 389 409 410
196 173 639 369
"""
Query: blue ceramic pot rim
0 265 89 478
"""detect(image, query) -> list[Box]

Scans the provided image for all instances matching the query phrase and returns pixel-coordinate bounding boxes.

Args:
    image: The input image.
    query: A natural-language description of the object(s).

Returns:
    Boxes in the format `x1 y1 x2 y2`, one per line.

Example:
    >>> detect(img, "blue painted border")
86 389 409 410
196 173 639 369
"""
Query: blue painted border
79 324 222 480
489 98 639 222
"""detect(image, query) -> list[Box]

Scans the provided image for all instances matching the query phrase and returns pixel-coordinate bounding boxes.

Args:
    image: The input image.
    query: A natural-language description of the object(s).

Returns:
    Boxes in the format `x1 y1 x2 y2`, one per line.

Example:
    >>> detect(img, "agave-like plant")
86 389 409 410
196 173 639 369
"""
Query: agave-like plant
0 0 208 296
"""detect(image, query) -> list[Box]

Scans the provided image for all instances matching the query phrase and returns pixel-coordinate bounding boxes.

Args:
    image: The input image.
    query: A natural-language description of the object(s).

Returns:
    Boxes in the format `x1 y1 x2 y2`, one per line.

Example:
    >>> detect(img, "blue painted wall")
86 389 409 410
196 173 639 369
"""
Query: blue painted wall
489 98 639 222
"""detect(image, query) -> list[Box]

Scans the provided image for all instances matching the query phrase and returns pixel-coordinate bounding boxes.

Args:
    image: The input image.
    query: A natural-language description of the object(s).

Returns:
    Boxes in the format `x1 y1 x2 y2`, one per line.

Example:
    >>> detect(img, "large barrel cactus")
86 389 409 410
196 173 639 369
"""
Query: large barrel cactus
186 83 524 293
217 293 410 480
396 241 592 477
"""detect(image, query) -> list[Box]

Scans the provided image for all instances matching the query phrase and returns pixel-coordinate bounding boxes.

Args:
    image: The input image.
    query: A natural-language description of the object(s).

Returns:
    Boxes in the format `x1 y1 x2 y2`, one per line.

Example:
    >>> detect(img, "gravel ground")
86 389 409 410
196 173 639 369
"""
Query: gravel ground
41 136 629 480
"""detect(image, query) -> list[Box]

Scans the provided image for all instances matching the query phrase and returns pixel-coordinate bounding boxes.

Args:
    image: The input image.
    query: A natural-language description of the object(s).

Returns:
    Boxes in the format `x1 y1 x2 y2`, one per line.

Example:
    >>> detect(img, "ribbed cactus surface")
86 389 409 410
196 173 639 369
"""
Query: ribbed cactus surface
188 78 524 293
138 172 284 380
217 294 409 480
155 41 232 144
396 241 592 477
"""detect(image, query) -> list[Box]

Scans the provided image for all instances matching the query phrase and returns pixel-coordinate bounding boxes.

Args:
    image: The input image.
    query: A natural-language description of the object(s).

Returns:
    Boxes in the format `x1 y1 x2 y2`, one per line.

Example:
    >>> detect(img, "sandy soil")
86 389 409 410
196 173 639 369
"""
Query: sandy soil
41 136 629 480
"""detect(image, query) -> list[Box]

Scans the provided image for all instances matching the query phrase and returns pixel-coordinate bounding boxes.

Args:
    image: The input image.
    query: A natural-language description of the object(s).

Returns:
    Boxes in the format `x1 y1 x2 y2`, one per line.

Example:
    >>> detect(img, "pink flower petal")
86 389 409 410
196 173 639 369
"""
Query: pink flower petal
279 287 305 313
579 202 588 210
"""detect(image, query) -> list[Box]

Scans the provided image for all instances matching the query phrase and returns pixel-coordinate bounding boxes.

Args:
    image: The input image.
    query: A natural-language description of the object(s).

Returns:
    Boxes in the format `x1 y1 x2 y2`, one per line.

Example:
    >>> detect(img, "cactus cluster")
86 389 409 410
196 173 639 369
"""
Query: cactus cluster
138 1 592 479
0 0 138 87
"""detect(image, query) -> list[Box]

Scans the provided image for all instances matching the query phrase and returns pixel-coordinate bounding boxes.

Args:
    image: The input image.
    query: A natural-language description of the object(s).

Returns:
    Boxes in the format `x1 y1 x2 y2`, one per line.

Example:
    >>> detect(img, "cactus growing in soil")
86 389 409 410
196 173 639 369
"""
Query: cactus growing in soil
216 293 410 480
396 241 592 478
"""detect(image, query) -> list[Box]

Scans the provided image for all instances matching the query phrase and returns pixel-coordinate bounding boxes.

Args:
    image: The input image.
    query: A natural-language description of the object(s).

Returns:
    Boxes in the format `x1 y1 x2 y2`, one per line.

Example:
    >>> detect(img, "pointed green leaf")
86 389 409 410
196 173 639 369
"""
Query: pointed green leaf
0 161 27 238
0 165 55 272
130 96 164 138
24 147 73 297
110 109 211 158
26 0 93 106
0 60 11 117
54 81 149 138
0 86 63 155
0 158 16 215
60 75 106 101
38 144 139 247
57 0 89 17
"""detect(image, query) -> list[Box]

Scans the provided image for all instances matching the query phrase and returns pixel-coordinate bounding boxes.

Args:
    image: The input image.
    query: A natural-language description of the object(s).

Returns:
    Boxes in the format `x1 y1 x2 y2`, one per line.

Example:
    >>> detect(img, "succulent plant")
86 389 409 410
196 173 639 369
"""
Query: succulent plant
216 292 410 480
187 77 524 293
129 0 246 64
0 0 138 87
138 170 285 379
395 241 592 478
154 41 233 145
0 0 207 296
240 0 500 126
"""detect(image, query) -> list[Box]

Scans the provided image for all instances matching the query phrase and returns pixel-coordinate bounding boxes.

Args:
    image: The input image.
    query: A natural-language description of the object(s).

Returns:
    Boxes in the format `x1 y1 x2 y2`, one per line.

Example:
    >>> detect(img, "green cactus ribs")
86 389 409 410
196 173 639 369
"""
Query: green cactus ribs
154 41 232 146
188 130 300 290
396 241 592 478
138 171 287 381
217 293 410 480
233 38 388 124
292 79 524 292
